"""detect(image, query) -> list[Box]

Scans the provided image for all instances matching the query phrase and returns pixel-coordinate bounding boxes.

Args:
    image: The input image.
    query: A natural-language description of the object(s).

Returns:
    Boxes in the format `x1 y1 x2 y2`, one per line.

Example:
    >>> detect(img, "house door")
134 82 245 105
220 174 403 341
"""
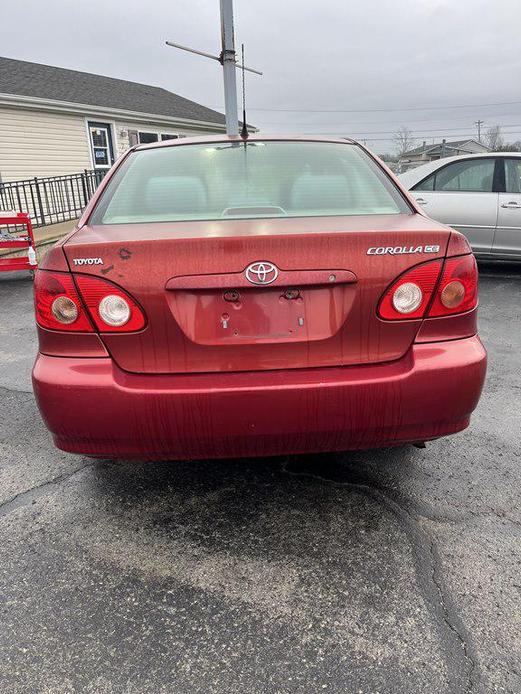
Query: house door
88 122 115 169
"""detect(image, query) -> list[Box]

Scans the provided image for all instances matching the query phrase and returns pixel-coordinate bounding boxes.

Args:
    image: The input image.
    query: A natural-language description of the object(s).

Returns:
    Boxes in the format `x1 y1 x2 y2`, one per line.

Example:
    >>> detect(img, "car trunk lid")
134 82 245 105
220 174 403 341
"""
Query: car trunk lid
64 214 450 374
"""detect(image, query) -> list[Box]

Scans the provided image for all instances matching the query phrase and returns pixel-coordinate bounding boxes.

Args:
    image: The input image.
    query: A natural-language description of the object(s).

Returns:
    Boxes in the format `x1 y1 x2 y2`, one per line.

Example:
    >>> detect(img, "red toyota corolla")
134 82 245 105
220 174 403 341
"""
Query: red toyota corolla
32 135 486 459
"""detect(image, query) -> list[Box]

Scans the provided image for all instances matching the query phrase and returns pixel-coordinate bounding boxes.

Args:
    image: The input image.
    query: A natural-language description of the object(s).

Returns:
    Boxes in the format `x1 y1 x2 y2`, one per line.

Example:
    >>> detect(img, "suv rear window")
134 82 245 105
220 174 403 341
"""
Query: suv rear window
91 140 411 224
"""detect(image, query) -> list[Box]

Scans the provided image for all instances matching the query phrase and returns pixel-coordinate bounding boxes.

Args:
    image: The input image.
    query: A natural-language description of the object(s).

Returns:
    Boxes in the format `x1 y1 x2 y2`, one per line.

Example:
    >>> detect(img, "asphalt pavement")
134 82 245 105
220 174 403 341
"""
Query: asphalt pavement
0 263 520 694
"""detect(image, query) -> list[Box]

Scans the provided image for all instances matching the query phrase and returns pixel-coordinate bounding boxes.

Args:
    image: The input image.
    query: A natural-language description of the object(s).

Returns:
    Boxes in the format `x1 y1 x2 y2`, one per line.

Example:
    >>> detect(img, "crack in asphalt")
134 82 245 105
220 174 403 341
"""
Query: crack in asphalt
0 460 95 518
428 538 477 694
0 383 33 395
360 483 521 529
282 460 478 694
0 378 505 692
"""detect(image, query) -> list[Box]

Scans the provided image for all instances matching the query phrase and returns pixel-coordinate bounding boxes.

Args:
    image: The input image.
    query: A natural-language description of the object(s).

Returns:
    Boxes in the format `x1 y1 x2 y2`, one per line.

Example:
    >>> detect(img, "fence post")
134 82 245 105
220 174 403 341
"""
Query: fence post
82 169 90 205
34 177 46 226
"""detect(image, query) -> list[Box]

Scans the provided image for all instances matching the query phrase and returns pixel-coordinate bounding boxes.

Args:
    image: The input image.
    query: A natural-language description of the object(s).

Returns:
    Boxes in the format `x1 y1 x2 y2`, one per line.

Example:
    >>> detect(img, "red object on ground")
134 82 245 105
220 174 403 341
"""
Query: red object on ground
32 135 487 459
0 211 37 273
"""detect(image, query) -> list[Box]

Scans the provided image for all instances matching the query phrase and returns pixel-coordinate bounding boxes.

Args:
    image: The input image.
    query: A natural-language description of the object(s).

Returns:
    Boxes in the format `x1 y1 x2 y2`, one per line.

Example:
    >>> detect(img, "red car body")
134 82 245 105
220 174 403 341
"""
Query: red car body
32 135 486 459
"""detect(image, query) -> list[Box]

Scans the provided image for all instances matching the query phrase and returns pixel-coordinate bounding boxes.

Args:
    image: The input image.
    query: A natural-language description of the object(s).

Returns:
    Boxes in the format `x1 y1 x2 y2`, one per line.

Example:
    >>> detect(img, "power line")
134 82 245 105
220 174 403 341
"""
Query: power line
256 130 521 143
353 124 516 136
257 111 521 127
354 124 521 135
258 124 521 136
355 131 521 142
222 99 521 114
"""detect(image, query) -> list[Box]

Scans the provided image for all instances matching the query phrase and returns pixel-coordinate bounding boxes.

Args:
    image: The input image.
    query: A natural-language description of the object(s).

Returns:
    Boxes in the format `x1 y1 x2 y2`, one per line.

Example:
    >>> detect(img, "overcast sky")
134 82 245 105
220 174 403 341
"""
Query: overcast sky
1 0 521 152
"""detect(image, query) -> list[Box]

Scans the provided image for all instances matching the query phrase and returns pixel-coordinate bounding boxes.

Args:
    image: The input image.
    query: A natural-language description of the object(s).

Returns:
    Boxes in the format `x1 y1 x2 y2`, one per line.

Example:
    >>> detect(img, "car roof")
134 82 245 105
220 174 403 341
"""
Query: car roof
399 151 521 188
134 133 356 151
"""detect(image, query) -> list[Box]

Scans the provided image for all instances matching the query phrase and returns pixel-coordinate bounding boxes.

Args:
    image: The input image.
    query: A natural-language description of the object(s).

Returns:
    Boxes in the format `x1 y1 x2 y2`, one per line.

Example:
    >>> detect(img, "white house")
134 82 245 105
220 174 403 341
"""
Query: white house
0 56 229 182
399 138 490 172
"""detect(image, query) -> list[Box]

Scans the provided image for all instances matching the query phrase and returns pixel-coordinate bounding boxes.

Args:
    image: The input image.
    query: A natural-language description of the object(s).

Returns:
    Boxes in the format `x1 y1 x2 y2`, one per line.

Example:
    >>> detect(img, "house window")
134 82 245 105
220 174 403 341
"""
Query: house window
138 131 180 144
138 132 159 144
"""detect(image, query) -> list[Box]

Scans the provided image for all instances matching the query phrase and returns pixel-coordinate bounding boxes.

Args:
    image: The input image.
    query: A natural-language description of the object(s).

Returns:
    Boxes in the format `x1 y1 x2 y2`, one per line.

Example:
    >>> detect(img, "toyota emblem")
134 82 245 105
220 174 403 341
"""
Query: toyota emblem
245 261 279 285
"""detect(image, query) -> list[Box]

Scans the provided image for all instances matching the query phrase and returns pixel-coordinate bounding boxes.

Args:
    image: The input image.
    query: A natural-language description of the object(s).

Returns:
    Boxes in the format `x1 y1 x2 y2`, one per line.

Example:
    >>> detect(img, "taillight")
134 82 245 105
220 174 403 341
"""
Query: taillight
429 254 478 317
378 253 478 321
378 260 443 320
34 270 93 332
74 274 146 332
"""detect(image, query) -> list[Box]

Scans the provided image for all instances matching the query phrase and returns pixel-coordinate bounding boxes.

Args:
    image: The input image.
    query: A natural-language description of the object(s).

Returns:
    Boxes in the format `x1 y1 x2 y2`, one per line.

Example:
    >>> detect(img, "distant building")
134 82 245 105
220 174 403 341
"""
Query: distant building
399 138 490 172
0 56 229 182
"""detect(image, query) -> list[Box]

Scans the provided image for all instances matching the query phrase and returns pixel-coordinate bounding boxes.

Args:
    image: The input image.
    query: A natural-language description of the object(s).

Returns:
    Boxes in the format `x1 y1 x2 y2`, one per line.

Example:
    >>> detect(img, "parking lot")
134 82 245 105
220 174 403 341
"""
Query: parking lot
0 263 520 694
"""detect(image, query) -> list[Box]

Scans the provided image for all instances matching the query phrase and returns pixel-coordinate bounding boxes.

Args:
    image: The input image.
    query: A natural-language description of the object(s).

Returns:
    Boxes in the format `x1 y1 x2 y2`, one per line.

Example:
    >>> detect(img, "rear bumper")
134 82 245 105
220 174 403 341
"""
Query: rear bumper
32 336 487 459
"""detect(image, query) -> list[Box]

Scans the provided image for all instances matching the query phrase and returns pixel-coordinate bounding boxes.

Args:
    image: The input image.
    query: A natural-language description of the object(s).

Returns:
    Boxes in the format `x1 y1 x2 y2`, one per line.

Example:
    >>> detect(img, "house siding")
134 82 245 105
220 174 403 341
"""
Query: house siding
0 106 92 182
0 103 226 183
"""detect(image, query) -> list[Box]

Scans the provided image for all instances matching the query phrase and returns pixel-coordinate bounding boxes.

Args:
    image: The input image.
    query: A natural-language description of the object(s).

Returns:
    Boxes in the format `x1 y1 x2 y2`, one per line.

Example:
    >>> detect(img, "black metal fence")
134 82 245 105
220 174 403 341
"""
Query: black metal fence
0 170 107 228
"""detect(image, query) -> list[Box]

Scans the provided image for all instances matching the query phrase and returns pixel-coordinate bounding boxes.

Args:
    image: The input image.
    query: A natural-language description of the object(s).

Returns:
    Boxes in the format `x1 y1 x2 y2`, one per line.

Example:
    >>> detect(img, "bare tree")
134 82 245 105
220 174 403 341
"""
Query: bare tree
393 126 416 157
485 125 504 151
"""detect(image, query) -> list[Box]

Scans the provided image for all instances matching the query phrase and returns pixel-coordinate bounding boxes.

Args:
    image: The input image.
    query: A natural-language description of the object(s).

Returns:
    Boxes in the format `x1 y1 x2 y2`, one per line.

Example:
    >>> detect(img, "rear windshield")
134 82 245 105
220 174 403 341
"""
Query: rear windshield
90 140 411 224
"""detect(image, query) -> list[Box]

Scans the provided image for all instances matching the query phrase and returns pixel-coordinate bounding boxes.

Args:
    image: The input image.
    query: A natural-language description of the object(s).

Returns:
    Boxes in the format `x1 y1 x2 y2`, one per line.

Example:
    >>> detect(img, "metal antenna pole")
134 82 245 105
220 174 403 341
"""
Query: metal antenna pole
165 40 262 76
165 0 261 137
220 0 239 136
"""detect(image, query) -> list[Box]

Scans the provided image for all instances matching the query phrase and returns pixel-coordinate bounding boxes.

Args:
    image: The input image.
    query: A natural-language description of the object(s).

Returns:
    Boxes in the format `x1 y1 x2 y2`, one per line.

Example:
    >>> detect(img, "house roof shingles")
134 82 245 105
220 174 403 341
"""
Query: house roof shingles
403 138 487 157
0 56 225 126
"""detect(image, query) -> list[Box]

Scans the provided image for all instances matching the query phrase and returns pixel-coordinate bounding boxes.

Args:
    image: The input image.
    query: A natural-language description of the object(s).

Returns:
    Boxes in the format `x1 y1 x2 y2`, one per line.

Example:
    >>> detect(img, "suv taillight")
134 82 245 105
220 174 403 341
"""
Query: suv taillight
34 270 146 332
378 253 478 321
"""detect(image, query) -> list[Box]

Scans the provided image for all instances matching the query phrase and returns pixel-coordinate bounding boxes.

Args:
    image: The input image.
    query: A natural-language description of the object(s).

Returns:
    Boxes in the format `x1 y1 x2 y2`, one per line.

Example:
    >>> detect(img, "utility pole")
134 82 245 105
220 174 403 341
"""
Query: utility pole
475 120 484 142
220 0 238 136
165 0 262 137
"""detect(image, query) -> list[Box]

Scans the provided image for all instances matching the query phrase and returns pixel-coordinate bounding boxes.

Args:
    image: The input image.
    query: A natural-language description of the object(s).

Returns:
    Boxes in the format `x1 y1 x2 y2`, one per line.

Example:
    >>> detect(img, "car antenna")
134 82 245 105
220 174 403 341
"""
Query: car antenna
240 44 249 140
165 0 262 137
